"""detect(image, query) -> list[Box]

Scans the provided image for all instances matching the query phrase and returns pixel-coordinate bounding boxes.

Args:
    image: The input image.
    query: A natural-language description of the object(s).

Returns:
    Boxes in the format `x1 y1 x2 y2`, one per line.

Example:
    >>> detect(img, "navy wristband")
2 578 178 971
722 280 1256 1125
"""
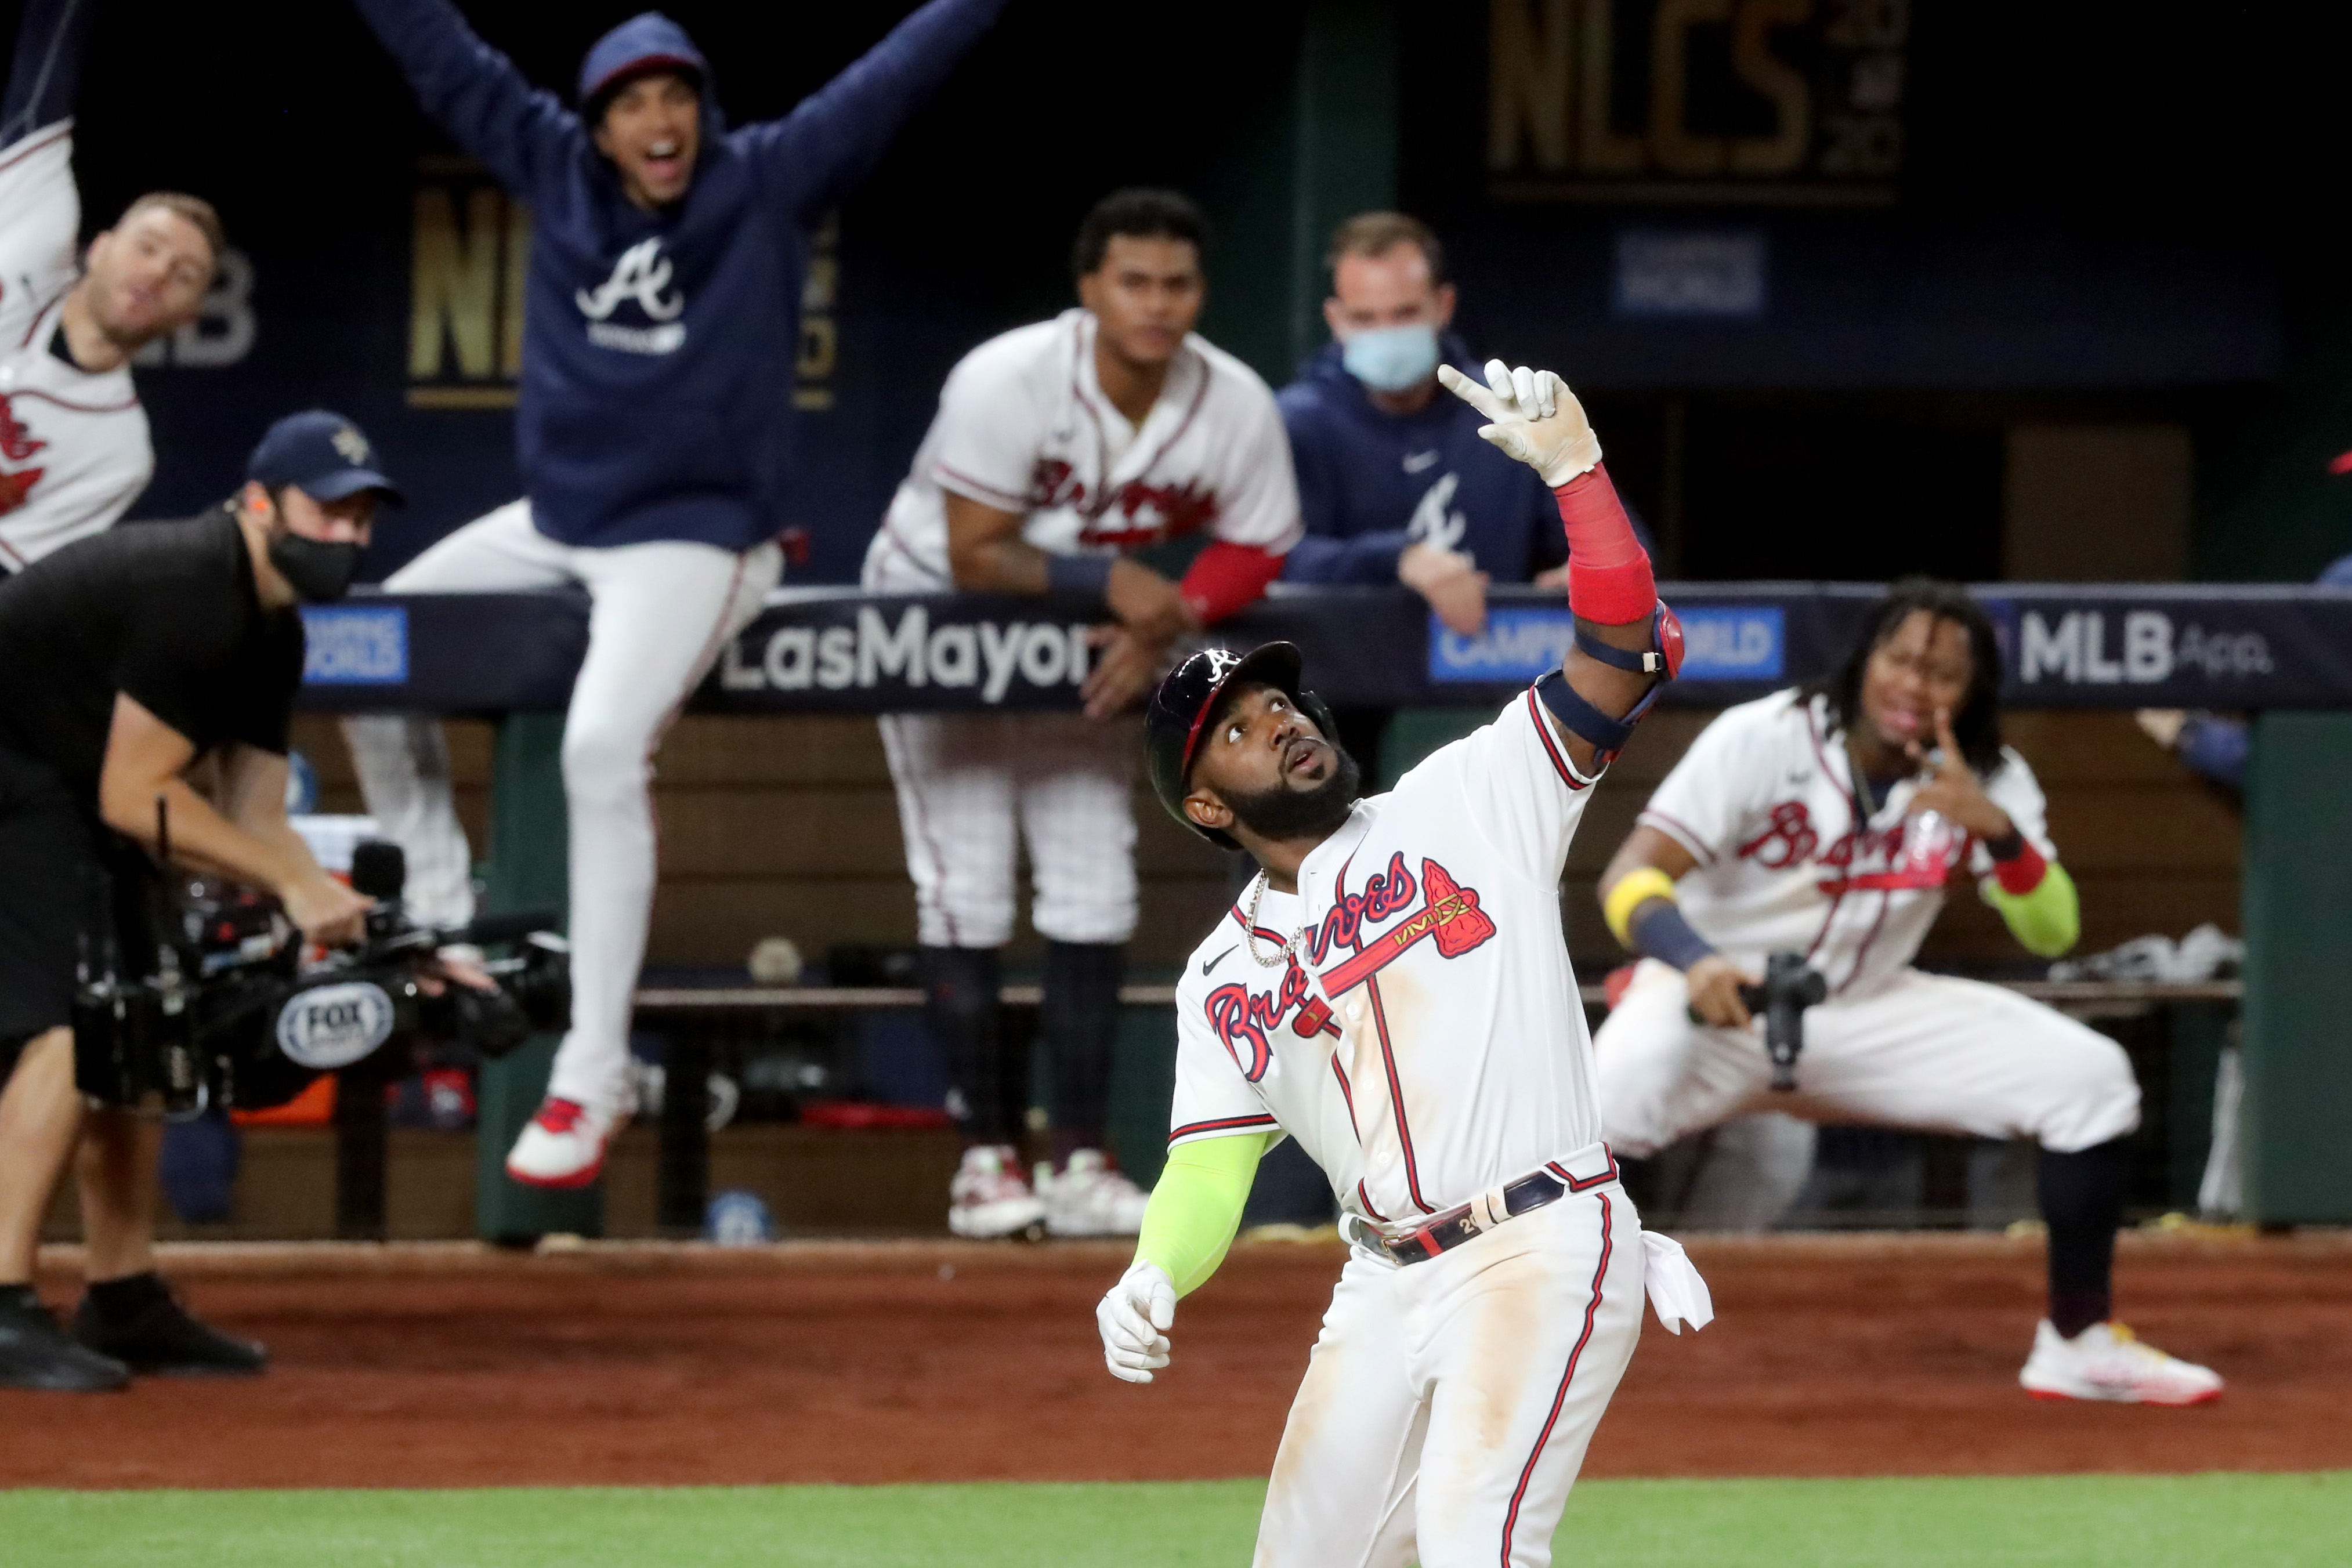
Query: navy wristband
1627 899 1717 972
1046 553 1116 606
1984 827 2027 863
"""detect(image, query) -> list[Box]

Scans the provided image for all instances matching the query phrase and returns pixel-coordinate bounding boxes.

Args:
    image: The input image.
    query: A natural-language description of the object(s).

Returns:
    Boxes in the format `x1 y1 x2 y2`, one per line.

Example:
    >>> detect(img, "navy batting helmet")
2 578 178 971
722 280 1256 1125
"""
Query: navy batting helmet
1145 642 1338 850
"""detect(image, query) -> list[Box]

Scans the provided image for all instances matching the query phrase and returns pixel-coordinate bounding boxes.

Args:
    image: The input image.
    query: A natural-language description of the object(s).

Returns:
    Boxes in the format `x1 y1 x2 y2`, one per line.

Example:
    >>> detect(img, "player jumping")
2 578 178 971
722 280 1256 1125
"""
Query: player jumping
862 190 1301 1238
1095 362 1712 1566
1591 579 2223 1405
341 0 1007 1188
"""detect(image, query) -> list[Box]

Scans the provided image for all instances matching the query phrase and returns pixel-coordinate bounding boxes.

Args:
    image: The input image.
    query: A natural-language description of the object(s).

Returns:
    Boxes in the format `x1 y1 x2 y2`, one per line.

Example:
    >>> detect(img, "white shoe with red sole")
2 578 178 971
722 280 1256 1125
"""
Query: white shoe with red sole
2018 1320 2223 1406
505 1096 622 1189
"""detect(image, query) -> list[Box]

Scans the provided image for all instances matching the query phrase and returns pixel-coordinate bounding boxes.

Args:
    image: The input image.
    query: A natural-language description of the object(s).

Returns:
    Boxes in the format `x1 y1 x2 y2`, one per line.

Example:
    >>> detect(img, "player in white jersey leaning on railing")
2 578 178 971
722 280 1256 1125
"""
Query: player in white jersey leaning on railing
1093 360 1714 1568
1591 579 2223 1406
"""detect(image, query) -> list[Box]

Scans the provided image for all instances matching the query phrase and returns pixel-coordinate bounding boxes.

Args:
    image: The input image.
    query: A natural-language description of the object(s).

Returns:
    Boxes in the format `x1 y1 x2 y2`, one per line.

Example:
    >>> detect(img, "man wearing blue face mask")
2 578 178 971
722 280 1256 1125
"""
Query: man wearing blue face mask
1281 213 1647 774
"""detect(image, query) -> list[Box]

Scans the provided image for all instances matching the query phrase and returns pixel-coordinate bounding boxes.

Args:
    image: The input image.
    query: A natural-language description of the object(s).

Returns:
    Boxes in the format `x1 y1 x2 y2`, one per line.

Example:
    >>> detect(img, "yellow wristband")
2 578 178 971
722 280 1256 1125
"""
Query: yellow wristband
1603 867 1679 947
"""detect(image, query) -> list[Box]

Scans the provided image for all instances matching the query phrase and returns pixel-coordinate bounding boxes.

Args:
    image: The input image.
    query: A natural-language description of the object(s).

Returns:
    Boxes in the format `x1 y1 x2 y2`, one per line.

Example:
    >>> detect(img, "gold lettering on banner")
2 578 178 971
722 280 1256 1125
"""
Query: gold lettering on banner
1489 0 1574 172
408 159 532 408
1485 0 1904 204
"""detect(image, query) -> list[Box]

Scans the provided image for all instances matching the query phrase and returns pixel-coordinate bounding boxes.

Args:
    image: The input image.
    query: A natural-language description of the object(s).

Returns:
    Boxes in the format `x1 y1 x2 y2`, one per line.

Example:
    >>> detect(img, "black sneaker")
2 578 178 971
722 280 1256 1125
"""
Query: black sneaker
0 1290 131 1391
71 1272 267 1377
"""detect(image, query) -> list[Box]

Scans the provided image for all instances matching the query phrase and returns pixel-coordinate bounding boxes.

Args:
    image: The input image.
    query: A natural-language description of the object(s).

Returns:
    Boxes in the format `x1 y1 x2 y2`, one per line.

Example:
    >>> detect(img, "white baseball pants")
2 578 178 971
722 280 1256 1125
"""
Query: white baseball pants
876 711 1138 949
343 501 781 1112
1594 960 2143 1158
1255 1167 1645 1568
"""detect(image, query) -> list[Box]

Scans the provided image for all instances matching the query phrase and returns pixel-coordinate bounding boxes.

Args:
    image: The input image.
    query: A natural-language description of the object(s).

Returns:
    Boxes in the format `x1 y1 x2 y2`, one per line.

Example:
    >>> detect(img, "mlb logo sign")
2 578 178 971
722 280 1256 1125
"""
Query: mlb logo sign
302 606 410 685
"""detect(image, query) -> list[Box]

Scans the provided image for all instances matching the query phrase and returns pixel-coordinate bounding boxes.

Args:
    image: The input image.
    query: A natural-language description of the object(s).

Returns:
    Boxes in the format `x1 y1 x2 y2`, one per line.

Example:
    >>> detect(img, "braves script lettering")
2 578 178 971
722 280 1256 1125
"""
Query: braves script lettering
1318 858 1498 996
1205 962 1338 1082
1736 799 1962 892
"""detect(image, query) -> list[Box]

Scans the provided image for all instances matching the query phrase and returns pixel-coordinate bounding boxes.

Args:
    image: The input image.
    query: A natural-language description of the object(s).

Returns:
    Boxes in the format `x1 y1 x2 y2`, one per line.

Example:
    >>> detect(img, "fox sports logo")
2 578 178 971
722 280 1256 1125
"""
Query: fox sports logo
276 982 397 1070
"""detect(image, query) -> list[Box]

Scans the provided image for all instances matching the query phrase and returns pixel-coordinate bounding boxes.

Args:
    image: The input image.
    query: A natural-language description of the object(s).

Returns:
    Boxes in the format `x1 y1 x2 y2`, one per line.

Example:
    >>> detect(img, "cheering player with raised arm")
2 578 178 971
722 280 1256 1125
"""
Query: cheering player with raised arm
341 0 1007 1189
1 0 221 571
1094 362 1711 1568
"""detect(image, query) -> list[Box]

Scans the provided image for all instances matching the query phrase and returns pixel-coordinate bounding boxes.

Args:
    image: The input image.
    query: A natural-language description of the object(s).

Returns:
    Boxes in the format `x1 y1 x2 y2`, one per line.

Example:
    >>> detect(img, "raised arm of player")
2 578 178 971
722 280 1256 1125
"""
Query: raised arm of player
1439 360 1671 776
348 0 576 196
743 0 1008 218
98 696 370 947
1 0 95 150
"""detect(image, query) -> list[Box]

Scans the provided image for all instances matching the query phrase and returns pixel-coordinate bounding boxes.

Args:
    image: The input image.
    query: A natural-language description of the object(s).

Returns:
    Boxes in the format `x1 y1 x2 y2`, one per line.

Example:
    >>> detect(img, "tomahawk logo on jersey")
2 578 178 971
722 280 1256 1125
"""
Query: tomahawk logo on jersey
1169 685 1612 1226
0 122 154 570
1639 687 2057 996
862 307 1302 589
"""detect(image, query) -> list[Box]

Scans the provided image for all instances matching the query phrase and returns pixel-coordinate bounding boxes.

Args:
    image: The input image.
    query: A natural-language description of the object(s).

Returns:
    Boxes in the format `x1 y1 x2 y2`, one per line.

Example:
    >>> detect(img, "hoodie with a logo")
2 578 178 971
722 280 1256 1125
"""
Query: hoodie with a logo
352 0 1004 552
1276 336 1571 586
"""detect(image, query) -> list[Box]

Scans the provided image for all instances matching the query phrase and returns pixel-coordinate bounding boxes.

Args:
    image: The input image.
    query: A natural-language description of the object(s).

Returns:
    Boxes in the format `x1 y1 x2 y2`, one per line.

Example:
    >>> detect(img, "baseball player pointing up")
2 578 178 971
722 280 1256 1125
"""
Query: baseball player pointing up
1592 580 2222 1405
1096 362 1712 1568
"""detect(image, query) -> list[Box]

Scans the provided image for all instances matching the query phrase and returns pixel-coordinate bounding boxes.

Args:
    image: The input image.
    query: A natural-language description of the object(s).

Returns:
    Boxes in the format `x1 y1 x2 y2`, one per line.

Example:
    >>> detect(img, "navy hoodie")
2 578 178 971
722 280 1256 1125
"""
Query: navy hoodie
1278 336 1571 586
353 0 1004 552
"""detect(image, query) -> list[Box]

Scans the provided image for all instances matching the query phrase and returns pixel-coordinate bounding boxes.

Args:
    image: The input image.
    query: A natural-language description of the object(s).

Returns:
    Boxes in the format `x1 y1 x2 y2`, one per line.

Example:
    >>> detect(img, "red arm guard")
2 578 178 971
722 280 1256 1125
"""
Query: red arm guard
1554 462 1656 625
1181 540 1285 625
1992 836 2049 895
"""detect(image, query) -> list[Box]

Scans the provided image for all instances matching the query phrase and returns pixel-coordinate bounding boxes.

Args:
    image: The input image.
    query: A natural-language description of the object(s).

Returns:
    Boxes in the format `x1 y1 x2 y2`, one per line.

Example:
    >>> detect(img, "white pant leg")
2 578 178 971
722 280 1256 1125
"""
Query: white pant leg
879 712 1021 950
1015 714 1139 946
342 501 574 928
1254 1251 1428 1568
544 537 782 1109
1408 1187 1645 1568
1792 971 2143 1153
1680 1113 1817 1232
1592 959 1774 1157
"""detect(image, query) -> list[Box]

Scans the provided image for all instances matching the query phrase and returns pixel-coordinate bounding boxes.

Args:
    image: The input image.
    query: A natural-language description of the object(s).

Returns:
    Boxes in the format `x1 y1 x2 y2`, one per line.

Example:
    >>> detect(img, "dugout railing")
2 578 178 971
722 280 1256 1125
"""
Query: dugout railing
293 581 2349 1235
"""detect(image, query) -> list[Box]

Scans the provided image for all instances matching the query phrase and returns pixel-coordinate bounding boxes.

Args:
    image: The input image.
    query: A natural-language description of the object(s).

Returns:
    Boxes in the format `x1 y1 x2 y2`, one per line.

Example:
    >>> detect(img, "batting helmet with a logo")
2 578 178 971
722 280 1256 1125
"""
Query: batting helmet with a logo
1144 642 1338 850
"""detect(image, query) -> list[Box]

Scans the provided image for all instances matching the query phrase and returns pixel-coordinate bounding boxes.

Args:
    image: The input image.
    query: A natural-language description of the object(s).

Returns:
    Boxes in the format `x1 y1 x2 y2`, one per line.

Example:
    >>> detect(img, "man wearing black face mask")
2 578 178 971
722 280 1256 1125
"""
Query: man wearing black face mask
0 410 390 1390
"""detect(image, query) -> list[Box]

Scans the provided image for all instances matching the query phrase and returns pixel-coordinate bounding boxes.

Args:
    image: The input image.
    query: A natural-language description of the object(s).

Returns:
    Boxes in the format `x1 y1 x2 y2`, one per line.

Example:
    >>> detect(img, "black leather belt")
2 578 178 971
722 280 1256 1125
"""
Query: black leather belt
1381 1149 1619 1266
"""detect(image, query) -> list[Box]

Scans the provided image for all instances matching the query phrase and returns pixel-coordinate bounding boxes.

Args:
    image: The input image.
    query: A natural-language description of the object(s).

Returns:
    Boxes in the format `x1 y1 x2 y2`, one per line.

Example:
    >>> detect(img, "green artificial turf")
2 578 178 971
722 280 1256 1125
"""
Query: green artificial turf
2 1472 2344 1567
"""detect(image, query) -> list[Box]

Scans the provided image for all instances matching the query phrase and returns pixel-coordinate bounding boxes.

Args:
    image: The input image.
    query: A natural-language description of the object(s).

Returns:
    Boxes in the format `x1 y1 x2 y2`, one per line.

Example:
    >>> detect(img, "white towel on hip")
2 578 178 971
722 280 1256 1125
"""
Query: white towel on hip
1640 1230 1714 1334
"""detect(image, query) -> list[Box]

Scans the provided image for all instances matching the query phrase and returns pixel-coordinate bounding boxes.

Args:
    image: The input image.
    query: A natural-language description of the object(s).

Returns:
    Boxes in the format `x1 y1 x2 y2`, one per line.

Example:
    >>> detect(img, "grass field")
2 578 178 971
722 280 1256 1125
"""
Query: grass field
7 1473 2346 1567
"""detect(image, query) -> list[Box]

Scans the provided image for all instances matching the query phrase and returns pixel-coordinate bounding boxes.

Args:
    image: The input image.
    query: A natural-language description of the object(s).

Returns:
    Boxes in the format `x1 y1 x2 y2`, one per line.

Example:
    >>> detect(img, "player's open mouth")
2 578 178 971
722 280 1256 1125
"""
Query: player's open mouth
642 143 685 179
1283 737 1321 774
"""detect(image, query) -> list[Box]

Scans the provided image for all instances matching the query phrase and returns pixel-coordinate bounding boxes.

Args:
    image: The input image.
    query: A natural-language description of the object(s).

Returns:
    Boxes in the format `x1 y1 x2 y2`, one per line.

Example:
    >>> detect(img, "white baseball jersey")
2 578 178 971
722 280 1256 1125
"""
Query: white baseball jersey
0 121 151 571
860 307 1302 592
1637 688 2056 998
1169 687 1611 1223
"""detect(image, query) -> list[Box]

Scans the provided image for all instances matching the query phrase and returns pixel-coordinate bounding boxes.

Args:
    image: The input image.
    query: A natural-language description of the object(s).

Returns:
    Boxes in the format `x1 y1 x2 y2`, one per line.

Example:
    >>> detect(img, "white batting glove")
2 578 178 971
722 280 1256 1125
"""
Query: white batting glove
1096 1261 1177 1384
1436 358 1602 488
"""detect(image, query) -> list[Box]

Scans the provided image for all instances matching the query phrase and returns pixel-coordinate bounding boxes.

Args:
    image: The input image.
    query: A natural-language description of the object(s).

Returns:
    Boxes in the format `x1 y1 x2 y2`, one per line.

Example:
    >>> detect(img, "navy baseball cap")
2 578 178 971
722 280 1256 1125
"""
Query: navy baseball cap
245 411 403 505
578 13 709 110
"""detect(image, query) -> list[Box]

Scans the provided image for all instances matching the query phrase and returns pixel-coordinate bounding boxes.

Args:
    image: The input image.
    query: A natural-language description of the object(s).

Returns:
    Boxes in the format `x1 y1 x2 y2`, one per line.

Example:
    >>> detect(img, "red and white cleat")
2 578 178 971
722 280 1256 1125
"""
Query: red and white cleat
1042 1149 1151 1238
2019 1320 2223 1406
947 1144 1046 1239
505 1096 621 1189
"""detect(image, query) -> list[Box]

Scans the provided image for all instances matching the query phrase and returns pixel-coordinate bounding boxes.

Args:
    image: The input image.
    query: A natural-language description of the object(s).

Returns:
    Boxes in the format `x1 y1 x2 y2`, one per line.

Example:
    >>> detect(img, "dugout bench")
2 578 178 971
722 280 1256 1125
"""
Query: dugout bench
295 581 2352 1237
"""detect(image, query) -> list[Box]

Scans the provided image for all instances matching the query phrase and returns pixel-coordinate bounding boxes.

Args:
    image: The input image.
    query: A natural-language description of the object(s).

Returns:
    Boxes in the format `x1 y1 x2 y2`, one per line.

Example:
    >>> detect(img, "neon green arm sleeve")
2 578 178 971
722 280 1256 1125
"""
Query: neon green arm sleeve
1980 860 2081 959
1133 1131 1276 1297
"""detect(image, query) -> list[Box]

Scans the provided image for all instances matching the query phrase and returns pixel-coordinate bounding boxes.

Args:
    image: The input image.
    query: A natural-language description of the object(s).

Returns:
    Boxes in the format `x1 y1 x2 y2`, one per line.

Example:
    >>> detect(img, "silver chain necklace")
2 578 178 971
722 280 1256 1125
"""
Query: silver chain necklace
1241 870 1306 969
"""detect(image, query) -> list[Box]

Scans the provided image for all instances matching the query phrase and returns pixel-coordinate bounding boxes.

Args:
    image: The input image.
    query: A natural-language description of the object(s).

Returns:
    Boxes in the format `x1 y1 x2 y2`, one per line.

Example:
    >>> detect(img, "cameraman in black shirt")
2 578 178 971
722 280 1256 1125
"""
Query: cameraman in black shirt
0 411 399 1390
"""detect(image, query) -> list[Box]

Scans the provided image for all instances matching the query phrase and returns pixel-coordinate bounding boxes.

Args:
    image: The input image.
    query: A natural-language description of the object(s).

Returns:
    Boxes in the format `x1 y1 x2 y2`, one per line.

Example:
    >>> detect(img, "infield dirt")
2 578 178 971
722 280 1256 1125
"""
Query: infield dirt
4 1232 2346 1489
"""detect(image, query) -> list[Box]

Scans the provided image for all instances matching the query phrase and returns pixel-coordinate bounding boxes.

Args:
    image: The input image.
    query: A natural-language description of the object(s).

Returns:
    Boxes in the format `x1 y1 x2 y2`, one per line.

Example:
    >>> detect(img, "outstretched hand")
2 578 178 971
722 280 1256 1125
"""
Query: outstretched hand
1904 707 2011 840
1097 1261 1177 1384
1436 359 1602 488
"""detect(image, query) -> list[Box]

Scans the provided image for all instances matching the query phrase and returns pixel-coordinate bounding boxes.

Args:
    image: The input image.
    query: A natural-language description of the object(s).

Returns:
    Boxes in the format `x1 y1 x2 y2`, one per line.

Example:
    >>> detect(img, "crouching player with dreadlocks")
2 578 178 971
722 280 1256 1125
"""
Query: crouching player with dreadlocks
1591 580 2223 1405
1095 362 1714 1568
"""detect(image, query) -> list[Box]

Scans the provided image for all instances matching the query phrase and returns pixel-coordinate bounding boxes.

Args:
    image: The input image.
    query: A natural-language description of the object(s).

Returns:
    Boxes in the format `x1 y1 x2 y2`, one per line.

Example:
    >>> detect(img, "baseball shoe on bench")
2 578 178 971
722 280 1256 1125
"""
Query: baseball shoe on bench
505 1095 622 1188
0 1289 129 1392
72 1272 266 1377
1043 1149 1151 1238
948 1144 1046 1239
2019 1320 2223 1406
